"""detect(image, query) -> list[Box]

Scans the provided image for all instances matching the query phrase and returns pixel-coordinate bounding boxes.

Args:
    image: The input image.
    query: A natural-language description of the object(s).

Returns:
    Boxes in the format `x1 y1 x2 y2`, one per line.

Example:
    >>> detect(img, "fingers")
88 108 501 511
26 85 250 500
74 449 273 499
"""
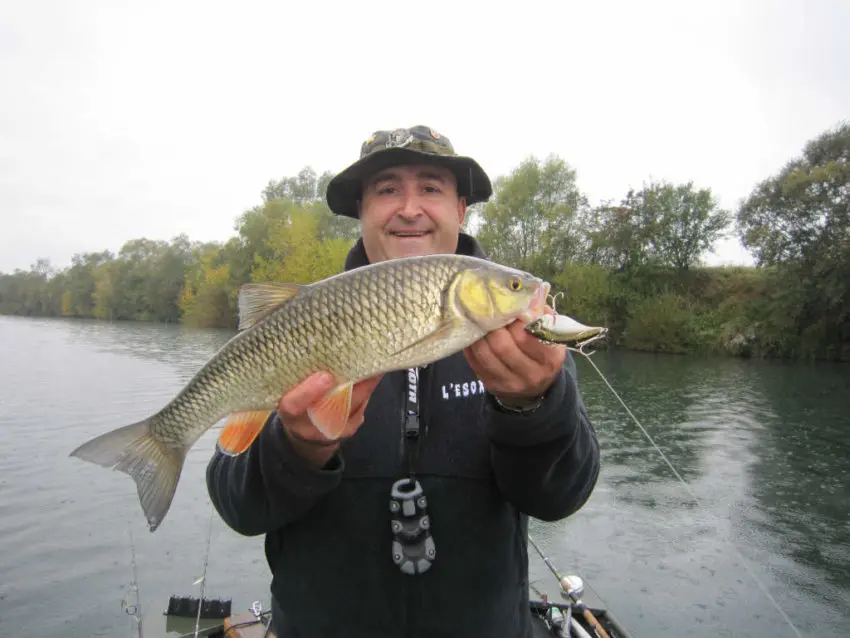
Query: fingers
277 371 336 418
469 321 551 378
467 339 539 396
465 334 520 385
508 320 556 365
465 319 566 399
277 372 384 441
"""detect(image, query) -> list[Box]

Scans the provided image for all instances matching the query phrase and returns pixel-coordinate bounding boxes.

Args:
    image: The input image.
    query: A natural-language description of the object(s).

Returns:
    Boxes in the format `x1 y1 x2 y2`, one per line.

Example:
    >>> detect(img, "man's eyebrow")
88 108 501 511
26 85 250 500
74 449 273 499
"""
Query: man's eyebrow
366 169 448 188
416 170 447 183
367 171 400 187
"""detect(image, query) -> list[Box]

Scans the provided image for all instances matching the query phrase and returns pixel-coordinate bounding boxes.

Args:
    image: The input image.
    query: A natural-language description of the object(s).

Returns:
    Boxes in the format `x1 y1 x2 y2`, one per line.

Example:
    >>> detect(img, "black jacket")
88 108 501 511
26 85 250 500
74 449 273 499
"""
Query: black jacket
206 234 600 637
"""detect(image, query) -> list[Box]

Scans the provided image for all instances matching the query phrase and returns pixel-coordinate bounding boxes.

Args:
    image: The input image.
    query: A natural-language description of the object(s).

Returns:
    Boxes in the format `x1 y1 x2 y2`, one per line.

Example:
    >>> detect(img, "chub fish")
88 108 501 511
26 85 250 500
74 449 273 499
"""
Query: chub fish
70 254 550 531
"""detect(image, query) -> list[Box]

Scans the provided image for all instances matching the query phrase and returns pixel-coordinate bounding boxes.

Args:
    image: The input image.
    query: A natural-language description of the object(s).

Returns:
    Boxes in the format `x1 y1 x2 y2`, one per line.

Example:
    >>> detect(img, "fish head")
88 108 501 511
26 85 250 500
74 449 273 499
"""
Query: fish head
451 263 550 333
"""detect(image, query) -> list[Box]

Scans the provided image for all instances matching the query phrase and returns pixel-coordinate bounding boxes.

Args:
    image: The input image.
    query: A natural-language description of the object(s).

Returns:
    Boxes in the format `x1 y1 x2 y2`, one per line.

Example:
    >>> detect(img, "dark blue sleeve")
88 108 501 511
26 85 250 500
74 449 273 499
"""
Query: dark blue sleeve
484 352 600 521
206 411 344 536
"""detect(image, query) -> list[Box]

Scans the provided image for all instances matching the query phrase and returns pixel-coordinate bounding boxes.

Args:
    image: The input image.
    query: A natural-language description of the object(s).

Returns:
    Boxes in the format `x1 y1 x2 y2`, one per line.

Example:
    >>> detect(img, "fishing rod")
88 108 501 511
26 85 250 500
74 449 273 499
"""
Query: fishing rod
529 581 574 638
527 535 611 638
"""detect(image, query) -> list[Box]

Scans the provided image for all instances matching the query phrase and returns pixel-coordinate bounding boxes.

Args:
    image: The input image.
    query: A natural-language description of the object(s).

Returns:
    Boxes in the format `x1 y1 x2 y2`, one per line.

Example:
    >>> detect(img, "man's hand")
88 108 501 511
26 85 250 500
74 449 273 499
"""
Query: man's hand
463 309 566 408
277 372 383 467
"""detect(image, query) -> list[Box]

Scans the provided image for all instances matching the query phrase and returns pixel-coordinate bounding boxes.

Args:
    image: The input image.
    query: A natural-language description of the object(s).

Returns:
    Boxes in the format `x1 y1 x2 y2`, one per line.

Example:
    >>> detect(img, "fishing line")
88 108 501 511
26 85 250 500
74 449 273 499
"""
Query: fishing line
194 503 216 638
125 524 144 638
571 348 803 638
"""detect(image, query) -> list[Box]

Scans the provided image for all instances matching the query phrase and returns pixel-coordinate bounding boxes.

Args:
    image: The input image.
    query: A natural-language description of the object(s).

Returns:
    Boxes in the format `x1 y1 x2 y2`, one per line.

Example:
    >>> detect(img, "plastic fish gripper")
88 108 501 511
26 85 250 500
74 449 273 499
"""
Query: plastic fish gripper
389 477 435 575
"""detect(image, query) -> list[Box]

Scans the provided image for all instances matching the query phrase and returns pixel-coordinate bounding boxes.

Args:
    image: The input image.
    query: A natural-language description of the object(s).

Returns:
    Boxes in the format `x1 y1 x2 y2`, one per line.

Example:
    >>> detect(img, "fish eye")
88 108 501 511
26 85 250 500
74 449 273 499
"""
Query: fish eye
509 278 522 291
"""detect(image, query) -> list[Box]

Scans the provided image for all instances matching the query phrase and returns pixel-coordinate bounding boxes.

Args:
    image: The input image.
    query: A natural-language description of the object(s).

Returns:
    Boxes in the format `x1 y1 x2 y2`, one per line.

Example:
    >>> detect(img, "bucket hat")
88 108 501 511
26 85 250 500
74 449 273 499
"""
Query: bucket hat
326 125 492 218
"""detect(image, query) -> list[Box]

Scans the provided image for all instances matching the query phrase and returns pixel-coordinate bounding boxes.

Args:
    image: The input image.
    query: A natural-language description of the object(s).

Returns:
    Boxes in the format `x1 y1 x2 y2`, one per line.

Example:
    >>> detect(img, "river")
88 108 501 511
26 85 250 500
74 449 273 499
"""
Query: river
0 315 847 637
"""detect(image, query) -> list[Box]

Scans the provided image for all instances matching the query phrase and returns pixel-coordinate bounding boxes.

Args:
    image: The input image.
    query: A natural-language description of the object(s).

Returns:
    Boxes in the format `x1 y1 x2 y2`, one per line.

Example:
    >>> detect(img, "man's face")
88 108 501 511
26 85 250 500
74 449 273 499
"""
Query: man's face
357 163 467 263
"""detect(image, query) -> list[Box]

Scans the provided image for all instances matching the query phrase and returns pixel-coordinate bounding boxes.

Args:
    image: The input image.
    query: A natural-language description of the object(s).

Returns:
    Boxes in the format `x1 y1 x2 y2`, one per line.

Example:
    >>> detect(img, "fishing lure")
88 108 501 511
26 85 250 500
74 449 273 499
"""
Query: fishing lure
525 292 608 352
525 313 607 349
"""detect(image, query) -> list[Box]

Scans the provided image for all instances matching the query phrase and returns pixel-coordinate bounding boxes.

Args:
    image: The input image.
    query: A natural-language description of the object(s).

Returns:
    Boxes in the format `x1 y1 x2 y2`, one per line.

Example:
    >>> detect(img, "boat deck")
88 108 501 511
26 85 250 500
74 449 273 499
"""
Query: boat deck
138 578 631 637
223 611 276 637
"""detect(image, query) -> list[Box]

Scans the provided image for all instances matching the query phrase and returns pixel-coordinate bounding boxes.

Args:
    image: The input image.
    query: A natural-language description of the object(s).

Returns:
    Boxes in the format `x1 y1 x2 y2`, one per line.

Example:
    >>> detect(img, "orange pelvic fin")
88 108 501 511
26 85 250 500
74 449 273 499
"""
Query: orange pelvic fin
217 410 272 455
307 382 354 440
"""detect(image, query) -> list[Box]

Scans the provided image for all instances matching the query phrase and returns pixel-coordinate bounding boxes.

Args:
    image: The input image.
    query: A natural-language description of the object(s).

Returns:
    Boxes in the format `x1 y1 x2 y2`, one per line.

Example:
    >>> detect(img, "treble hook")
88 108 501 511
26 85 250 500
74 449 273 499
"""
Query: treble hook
567 331 607 358
546 291 565 314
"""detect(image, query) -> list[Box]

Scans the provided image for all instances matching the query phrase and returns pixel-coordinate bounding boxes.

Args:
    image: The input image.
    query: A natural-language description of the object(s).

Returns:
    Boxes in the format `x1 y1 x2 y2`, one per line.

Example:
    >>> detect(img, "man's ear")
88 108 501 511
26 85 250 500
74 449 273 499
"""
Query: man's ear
457 196 468 226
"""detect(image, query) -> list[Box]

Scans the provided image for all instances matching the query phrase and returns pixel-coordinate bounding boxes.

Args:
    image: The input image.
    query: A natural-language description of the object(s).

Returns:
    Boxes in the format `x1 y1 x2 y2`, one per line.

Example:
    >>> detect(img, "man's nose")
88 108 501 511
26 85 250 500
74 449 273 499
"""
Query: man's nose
397 186 423 219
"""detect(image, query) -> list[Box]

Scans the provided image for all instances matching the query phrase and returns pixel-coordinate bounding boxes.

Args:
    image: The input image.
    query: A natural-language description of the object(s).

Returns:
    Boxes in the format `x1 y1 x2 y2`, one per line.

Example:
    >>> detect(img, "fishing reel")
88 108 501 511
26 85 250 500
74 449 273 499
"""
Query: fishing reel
389 477 436 575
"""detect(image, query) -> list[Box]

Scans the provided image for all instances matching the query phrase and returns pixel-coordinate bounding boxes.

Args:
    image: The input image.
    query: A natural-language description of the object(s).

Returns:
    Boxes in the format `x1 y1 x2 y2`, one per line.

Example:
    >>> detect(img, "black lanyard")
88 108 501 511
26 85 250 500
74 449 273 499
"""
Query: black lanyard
404 367 421 475
389 366 435 575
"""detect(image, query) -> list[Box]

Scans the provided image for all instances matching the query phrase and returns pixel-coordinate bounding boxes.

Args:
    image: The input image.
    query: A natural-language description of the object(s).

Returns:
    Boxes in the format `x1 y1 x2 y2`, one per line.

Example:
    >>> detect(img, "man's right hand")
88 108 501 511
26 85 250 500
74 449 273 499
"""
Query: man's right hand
277 371 383 468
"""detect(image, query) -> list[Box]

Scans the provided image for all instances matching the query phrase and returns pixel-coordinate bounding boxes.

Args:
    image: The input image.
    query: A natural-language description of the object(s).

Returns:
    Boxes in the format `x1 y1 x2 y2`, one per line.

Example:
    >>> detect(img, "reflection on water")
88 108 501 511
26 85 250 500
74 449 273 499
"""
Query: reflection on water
533 350 850 637
743 360 850 612
62 316 235 369
0 317 848 637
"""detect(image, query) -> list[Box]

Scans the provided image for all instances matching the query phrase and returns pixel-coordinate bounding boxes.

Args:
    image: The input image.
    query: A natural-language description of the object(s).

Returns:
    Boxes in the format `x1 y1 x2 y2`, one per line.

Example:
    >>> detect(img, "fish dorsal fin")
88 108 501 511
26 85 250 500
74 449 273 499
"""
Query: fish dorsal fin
238 282 301 330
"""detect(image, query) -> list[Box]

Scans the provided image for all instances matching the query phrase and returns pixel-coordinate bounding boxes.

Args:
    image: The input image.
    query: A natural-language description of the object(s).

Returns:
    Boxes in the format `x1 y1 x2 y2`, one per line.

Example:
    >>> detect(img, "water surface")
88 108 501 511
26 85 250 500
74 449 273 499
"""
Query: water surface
0 316 847 637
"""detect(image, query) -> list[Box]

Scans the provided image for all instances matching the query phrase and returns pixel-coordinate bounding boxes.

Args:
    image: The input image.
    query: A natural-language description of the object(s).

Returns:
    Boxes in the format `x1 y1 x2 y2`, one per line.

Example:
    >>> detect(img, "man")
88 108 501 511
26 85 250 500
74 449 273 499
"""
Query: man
207 125 600 637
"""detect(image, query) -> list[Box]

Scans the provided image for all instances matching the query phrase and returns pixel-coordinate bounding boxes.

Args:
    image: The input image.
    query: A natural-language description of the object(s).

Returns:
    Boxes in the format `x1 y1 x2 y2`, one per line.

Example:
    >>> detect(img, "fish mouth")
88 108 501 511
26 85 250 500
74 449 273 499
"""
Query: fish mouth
520 281 550 324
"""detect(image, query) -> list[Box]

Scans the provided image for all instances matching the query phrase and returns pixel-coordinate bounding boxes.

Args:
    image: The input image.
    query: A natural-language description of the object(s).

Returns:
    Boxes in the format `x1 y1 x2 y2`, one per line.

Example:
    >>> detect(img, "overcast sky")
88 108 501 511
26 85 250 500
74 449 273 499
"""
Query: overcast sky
1 0 848 273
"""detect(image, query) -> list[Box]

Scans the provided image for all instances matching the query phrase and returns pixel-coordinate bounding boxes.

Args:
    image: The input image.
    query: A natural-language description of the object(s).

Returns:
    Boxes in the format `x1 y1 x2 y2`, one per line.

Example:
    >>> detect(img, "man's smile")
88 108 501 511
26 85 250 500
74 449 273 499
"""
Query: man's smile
388 230 432 238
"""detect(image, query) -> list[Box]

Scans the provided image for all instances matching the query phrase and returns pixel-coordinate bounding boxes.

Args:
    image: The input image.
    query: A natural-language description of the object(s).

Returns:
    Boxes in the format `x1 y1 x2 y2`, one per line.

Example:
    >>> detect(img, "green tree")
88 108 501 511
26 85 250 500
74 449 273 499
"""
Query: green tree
146 235 192 323
736 122 850 359
258 166 359 243
737 122 849 267
92 260 121 320
235 198 297 270
252 206 351 284
64 251 113 317
263 166 332 205
473 155 585 280
639 181 730 270
179 243 235 328
582 203 653 271
584 182 729 272
0 267 50 316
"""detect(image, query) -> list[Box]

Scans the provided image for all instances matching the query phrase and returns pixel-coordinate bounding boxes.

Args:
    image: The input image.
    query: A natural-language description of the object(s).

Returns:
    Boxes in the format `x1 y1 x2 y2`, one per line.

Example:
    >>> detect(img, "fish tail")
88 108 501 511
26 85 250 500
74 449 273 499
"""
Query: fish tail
70 418 186 533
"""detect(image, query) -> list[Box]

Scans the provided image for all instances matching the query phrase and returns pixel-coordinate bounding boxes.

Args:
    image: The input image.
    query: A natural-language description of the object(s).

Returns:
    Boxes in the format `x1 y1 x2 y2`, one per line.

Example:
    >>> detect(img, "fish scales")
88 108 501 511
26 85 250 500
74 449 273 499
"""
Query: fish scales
70 254 548 530
148 257 456 448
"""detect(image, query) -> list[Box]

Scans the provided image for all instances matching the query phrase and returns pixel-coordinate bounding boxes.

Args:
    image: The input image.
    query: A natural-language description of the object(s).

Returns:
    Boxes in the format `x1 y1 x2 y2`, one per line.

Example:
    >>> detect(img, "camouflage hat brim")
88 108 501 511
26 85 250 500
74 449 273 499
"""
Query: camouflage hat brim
325 127 493 218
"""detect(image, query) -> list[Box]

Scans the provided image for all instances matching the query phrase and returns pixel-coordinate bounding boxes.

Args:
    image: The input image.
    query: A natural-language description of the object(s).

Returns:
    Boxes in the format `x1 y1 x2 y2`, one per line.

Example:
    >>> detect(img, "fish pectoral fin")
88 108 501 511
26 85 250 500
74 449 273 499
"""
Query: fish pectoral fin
307 382 354 441
386 318 460 360
217 410 273 455
237 282 302 330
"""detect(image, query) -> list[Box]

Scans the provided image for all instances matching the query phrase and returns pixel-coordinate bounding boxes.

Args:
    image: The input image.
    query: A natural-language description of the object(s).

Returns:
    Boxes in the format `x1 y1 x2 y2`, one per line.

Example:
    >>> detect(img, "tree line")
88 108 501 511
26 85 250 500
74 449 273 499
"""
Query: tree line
2 123 847 360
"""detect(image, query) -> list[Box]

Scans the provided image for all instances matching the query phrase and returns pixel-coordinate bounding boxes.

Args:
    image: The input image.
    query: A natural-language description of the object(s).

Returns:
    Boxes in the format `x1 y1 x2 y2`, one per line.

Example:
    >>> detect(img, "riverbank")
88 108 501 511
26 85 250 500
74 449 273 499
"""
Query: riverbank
554 263 846 361
3 261 846 362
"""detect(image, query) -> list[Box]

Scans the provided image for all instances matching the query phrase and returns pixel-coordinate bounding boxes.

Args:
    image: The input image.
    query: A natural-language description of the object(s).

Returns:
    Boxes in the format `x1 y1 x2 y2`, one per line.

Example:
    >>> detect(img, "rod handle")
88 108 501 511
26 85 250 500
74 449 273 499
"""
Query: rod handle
581 607 611 638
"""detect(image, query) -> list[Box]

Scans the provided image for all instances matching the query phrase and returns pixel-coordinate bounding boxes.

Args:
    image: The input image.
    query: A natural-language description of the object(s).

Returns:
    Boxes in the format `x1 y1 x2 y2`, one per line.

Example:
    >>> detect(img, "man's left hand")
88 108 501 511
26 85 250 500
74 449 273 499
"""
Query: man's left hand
463 310 566 407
